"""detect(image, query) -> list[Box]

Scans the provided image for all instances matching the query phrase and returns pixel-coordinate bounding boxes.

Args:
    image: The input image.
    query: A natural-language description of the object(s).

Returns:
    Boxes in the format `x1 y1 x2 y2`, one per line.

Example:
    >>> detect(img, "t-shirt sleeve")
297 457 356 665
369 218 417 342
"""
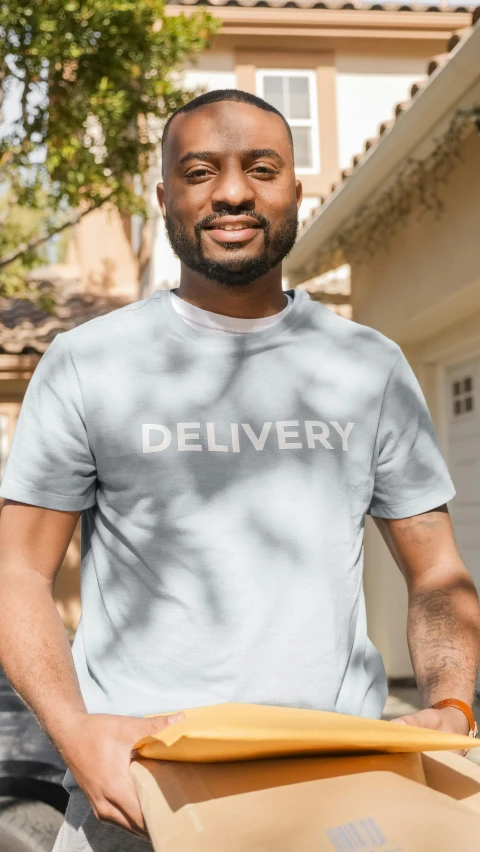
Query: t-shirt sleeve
0 333 96 511
368 348 455 519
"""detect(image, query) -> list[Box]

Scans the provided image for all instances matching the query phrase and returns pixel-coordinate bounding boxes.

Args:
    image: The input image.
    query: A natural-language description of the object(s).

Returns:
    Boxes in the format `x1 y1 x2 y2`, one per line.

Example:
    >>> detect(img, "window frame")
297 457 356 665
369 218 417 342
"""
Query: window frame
256 68 320 176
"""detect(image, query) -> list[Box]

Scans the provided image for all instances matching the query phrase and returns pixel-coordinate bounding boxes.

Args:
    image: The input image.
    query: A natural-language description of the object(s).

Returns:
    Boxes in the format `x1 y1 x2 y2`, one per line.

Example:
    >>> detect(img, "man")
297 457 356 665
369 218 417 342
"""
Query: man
0 89 479 851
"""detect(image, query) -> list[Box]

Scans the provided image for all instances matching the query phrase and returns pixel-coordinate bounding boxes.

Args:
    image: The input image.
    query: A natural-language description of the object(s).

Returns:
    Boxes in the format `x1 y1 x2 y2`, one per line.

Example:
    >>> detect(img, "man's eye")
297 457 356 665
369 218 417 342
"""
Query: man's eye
185 168 211 180
251 166 277 176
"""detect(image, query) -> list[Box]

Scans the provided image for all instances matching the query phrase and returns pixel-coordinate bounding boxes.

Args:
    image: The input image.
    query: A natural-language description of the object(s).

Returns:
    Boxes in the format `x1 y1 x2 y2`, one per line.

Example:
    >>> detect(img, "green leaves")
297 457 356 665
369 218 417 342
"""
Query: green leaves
39 18 56 31
0 0 220 290
0 191 50 296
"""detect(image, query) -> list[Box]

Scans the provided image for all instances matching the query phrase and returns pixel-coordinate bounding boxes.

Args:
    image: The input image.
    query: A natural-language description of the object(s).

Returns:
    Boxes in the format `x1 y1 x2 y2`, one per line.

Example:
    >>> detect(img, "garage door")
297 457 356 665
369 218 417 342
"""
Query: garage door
447 357 480 590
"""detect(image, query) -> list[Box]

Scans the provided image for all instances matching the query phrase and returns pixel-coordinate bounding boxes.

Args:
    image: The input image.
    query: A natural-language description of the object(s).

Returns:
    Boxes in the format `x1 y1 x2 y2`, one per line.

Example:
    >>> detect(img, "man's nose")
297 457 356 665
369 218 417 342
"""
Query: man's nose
210 165 256 211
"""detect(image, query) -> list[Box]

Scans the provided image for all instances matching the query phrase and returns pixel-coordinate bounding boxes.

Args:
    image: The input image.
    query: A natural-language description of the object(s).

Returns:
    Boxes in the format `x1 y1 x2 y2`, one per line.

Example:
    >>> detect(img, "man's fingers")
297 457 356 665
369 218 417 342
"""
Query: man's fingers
93 800 134 833
391 710 442 729
108 776 148 833
124 711 185 744
100 807 147 837
148 711 185 731
96 795 146 836
392 713 423 727
132 711 186 742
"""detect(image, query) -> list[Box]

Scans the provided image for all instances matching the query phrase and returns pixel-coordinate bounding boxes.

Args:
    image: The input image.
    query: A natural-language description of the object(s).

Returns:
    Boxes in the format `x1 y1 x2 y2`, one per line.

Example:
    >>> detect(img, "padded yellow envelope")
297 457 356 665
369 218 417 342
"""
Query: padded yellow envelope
133 702 480 762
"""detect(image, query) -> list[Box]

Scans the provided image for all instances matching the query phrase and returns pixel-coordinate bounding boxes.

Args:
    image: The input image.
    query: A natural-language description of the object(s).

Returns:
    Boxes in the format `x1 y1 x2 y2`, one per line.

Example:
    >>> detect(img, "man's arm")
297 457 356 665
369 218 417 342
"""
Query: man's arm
0 501 183 835
374 506 480 735
0 501 85 731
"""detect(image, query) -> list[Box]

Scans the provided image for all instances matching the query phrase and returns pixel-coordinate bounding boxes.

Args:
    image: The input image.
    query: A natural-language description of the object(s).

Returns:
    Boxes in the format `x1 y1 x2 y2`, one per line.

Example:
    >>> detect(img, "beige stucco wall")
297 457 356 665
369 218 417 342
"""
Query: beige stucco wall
351 130 480 678
183 49 237 92
66 204 139 300
335 54 427 171
352 132 480 348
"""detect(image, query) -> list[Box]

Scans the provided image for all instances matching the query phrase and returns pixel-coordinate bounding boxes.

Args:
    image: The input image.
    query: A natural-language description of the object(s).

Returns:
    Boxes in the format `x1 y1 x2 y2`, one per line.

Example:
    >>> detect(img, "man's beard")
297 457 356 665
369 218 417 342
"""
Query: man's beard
165 209 298 287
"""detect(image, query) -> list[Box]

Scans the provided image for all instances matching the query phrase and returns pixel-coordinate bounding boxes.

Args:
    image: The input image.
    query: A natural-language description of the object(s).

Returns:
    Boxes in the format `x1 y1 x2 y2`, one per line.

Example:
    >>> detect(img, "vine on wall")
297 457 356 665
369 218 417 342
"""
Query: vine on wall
304 107 480 279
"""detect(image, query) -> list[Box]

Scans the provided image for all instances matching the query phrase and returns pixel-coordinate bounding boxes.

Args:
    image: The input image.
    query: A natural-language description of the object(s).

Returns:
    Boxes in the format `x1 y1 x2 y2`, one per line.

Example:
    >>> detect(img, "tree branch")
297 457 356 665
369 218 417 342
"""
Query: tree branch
0 192 115 269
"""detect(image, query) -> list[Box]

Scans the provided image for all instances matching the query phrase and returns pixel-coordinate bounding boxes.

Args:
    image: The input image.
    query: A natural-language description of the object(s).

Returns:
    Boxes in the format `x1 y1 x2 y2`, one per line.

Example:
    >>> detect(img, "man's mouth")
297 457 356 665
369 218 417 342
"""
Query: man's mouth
202 217 263 245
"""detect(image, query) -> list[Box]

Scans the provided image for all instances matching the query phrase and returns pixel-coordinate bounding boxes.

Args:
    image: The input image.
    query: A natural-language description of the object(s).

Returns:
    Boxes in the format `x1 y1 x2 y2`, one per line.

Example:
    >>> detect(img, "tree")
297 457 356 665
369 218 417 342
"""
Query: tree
0 0 219 294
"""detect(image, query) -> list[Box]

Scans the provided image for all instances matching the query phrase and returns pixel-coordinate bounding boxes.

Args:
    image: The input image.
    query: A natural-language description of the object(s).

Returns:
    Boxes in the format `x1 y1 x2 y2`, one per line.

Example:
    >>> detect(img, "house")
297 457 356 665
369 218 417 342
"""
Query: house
283 8 480 680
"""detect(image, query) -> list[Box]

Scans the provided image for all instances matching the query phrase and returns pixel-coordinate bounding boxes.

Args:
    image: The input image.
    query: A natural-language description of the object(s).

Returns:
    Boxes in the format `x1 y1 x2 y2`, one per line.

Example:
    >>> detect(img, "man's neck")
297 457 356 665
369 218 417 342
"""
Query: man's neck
175 267 287 319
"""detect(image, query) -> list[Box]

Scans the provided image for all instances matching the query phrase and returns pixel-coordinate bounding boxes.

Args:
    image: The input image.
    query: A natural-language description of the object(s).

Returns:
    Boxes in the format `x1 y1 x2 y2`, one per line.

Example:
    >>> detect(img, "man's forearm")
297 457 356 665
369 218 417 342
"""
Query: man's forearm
407 566 480 708
0 569 185 835
0 566 87 746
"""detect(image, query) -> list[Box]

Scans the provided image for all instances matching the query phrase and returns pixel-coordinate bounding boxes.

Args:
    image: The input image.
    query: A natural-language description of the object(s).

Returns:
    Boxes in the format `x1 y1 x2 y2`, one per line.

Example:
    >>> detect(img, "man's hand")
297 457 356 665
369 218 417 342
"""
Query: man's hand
57 711 185 836
392 705 471 750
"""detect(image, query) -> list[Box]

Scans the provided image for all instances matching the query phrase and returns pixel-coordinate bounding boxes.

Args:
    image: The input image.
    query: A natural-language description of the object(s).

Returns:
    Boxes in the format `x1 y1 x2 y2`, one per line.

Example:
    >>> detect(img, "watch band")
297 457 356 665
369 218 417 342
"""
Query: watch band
430 698 478 739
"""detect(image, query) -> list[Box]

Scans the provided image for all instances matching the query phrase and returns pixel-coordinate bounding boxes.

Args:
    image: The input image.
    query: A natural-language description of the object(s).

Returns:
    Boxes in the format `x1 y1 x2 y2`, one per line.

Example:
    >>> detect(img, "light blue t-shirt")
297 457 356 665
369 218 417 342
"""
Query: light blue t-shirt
0 289 455 729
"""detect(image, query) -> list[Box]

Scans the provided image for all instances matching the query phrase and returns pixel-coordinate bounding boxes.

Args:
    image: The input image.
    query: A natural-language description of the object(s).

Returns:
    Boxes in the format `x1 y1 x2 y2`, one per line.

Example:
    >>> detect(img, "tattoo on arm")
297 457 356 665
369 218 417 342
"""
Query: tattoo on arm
381 505 479 705
408 588 463 704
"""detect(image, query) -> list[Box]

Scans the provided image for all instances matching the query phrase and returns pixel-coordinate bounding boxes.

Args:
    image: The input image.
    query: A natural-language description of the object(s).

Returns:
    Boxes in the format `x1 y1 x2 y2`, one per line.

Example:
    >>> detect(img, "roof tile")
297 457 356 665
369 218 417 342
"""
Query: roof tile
427 53 449 73
0 290 130 355
169 0 475 8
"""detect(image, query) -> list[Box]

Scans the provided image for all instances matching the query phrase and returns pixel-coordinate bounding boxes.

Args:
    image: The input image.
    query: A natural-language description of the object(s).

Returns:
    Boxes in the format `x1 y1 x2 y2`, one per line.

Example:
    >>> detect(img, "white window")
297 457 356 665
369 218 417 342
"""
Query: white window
452 375 475 418
0 415 8 480
256 70 320 174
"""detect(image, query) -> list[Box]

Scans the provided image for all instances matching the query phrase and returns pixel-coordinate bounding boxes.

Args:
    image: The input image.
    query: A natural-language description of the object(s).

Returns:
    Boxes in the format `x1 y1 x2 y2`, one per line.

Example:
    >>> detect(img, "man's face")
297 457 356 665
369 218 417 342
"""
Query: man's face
158 101 302 287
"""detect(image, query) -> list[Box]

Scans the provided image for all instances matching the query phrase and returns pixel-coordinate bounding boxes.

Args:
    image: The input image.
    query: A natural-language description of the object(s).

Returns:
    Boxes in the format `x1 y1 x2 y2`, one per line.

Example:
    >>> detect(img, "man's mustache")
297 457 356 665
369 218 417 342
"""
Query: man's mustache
194 210 270 233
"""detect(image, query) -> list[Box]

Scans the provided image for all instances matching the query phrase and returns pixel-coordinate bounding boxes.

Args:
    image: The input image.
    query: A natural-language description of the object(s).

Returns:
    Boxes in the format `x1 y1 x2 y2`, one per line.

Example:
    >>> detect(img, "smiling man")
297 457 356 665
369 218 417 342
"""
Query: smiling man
0 90 479 852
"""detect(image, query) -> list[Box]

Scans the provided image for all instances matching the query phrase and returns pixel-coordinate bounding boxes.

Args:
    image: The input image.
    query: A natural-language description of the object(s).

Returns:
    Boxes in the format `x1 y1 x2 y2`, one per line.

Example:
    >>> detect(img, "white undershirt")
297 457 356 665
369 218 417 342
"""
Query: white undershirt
171 290 293 335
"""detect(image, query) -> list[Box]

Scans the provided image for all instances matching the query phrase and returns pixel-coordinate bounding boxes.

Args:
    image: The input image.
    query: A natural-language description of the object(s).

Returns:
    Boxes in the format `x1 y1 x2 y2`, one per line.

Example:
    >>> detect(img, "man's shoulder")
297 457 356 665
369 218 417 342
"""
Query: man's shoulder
56 290 168 352
305 298 400 366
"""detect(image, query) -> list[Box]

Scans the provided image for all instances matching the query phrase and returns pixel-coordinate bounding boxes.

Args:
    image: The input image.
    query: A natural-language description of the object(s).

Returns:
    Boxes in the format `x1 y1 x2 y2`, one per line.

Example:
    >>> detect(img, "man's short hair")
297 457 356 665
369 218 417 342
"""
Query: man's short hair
161 89 294 169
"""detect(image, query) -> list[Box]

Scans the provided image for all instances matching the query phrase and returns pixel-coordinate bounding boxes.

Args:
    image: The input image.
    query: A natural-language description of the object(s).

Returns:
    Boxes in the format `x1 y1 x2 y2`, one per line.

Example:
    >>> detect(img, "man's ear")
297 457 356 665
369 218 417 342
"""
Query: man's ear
295 179 303 210
156 183 166 219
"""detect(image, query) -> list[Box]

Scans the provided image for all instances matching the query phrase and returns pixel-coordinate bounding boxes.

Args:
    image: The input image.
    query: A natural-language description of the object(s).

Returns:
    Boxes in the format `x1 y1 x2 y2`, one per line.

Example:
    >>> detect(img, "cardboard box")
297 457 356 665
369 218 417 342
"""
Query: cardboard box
131 704 480 851
132 750 480 852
